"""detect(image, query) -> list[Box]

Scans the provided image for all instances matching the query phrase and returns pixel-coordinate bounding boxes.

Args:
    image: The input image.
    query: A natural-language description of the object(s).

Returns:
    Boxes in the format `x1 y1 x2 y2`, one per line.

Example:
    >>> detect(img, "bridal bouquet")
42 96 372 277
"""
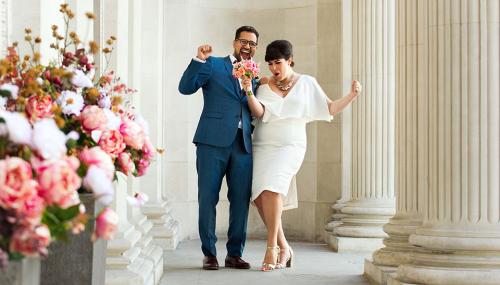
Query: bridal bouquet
232 60 259 96
0 4 154 267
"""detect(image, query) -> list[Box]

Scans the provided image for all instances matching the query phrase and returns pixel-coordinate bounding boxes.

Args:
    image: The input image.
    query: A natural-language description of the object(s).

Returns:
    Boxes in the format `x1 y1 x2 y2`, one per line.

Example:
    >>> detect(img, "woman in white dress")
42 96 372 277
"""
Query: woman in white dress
242 40 362 271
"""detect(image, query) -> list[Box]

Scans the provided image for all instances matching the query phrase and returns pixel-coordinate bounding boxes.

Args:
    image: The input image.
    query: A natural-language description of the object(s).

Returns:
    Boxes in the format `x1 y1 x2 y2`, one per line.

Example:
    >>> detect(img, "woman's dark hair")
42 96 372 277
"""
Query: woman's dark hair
265 40 294 67
235 26 259 42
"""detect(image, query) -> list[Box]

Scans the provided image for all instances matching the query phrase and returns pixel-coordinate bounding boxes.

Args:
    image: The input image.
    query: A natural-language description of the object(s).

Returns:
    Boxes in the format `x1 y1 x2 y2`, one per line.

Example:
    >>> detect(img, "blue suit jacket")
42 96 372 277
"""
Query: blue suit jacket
178 56 255 153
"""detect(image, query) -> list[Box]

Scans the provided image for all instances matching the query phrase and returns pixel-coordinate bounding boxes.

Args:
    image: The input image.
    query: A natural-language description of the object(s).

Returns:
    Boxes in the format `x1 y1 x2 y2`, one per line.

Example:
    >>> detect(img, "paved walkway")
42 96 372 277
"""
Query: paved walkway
160 239 370 285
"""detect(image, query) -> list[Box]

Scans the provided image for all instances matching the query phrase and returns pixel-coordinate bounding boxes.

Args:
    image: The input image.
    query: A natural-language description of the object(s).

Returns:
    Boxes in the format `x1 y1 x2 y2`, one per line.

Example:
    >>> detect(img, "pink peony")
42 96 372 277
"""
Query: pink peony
142 138 155 160
9 225 51 257
16 193 45 225
93 207 118 240
36 157 82 208
79 147 115 179
137 158 150 177
25 95 54 122
99 130 126 158
119 118 145 150
117 152 135 175
0 158 38 210
80 105 107 131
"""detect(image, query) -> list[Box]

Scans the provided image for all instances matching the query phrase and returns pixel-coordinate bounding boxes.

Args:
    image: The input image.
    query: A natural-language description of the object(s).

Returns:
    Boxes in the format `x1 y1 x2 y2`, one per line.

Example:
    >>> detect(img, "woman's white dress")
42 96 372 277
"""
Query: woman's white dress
251 75 332 210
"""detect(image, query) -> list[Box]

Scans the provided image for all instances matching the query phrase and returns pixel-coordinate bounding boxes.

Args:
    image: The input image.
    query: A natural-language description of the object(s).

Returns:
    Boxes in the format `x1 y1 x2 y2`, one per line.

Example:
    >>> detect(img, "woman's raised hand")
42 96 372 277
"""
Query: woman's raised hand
350 80 362 97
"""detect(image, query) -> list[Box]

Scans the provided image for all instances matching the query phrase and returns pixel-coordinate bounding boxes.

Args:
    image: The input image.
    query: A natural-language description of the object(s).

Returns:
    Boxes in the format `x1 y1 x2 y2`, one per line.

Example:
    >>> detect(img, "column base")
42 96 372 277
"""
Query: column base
387 276 416 285
105 256 154 285
328 235 384 252
364 258 397 285
142 202 180 250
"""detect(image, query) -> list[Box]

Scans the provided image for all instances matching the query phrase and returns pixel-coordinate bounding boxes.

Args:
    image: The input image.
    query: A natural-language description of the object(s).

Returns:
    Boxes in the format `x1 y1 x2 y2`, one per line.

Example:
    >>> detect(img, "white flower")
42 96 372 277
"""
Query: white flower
71 69 94 88
66 131 80 141
36 78 44 85
58 90 85 116
32 119 67 160
0 111 32 145
0 97 7 110
83 166 114 205
0 83 19 99
126 192 149 207
134 114 150 136
91 130 103 142
98 95 111 109
103 109 121 130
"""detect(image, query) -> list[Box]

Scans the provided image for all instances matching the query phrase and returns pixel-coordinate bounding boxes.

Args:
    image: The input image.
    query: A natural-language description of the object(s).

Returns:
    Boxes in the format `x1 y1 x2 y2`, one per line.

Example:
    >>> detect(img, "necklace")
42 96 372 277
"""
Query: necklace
276 73 295 91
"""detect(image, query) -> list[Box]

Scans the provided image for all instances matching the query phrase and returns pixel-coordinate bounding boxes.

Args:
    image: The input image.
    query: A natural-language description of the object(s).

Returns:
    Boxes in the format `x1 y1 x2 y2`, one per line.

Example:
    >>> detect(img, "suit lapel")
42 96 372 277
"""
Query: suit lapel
224 56 243 99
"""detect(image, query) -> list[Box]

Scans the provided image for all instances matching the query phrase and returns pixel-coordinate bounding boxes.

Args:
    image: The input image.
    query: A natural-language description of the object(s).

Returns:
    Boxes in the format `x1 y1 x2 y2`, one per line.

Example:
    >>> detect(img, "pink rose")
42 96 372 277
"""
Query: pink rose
25 95 54 122
137 158 150 177
0 158 38 210
119 118 145 150
36 157 82 208
142 138 155 160
99 130 126 158
10 225 51 257
80 105 107 131
16 192 45 226
79 147 115 179
117 152 135 175
93 207 118 240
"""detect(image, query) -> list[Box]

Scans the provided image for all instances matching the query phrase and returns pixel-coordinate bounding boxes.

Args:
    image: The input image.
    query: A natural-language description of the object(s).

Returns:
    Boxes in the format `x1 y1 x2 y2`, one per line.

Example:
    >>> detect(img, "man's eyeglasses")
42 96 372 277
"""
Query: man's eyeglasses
236 39 257 48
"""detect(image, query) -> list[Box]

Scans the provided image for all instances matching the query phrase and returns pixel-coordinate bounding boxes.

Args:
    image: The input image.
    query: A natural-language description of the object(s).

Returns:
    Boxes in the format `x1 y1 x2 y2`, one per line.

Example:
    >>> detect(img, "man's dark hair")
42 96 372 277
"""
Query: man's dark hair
235 26 259 42
265 40 294 67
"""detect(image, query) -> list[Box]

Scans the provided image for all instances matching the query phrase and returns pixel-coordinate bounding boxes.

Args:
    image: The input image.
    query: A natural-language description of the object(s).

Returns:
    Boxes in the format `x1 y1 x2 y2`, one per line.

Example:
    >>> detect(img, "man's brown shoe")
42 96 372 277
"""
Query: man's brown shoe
203 256 219 270
225 256 251 269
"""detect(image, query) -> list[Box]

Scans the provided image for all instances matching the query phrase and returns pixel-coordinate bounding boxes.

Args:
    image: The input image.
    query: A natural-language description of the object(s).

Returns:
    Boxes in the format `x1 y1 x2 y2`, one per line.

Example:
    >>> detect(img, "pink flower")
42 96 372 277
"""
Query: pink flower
0 158 37 210
99 130 126 158
119 118 145 149
80 105 107 131
16 193 45 225
9 225 51 257
117 152 135 175
36 157 82 208
137 158 150 177
142 138 155 160
126 192 149 207
25 95 54 122
79 147 115 179
93 207 118 240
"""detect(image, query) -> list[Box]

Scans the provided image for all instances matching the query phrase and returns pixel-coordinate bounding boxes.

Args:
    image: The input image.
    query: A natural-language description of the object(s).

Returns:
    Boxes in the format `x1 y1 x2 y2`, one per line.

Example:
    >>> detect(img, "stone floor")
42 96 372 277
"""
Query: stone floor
160 239 370 285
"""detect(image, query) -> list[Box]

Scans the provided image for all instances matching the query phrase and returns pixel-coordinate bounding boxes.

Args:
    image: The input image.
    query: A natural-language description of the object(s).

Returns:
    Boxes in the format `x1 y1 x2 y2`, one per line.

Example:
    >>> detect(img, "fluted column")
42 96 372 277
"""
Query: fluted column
324 0 352 242
394 1 500 284
0 0 9 54
139 0 179 252
331 0 396 252
95 1 154 284
364 1 427 283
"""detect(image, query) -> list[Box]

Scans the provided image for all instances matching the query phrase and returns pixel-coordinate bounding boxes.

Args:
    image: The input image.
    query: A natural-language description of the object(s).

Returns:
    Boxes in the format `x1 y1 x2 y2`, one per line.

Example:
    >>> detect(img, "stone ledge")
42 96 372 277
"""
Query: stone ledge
329 235 384 252
364 258 397 285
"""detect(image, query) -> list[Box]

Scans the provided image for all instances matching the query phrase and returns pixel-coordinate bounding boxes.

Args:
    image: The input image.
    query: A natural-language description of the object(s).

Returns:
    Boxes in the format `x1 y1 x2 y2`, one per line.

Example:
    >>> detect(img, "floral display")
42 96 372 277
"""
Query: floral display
232 60 260 96
0 4 154 267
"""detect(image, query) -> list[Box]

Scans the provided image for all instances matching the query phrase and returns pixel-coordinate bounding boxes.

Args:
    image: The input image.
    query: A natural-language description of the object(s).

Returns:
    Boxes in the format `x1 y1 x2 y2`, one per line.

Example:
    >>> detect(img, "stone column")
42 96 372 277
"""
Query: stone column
393 1 500 284
330 0 396 252
324 0 351 242
94 1 154 284
364 0 427 283
139 0 180 252
0 0 10 54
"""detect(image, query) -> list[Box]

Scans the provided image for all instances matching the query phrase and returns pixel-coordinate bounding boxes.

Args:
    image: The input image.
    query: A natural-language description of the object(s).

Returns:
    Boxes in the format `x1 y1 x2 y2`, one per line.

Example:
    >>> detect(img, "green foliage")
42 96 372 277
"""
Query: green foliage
41 204 81 242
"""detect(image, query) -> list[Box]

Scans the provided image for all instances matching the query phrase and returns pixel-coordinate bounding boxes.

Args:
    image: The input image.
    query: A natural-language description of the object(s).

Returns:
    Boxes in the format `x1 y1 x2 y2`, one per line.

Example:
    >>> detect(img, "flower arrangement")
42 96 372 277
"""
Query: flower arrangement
0 4 154 267
232 60 259 96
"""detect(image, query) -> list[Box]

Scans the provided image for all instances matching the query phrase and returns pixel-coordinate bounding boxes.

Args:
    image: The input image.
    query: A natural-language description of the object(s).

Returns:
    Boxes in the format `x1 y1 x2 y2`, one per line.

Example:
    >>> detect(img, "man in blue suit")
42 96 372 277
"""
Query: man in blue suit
178 26 259 270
